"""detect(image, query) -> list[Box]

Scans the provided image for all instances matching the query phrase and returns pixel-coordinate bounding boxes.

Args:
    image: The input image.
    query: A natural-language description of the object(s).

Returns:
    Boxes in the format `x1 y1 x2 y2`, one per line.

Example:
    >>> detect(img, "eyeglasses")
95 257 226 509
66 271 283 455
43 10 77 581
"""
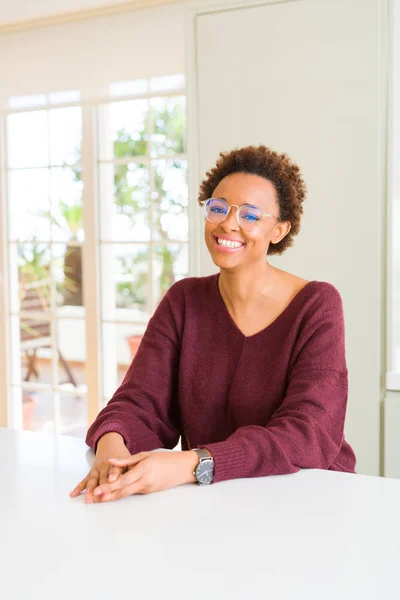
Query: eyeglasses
204 197 279 231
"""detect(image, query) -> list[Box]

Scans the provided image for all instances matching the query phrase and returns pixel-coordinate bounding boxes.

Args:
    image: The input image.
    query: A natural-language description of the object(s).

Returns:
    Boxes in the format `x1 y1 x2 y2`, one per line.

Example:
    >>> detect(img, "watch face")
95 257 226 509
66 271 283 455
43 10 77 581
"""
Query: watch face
196 459 214 485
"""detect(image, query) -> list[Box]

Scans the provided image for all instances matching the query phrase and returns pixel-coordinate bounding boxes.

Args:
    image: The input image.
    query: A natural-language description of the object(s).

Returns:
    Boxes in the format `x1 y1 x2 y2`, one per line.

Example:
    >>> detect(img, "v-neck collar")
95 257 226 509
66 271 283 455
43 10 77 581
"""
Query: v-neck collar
213 273 317 340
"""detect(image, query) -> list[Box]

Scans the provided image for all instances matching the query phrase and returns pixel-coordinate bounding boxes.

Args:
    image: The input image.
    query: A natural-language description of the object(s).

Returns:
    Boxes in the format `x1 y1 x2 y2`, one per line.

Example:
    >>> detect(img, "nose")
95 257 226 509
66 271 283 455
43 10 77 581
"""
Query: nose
220 205 239 232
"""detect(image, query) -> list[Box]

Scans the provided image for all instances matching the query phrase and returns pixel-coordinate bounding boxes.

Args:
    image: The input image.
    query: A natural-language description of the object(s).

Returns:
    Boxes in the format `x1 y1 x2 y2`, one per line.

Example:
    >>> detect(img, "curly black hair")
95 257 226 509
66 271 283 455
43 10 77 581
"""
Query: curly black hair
198 145 307 255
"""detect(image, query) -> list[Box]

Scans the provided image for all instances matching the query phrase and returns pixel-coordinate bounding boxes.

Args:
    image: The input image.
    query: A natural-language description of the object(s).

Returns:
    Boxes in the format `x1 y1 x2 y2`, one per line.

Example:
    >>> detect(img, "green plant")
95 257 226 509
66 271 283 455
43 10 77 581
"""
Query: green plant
25 96 186 309
37 199 83 242
56 200 83 240
152 99 185 155
116 253 149 308
18 242 51 310
112 99 186 306
18 237 78 310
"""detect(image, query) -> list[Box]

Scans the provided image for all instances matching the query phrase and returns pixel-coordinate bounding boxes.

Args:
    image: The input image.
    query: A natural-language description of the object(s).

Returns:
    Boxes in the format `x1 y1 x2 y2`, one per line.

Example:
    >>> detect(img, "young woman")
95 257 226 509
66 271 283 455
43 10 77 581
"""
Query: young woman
70 145 356 503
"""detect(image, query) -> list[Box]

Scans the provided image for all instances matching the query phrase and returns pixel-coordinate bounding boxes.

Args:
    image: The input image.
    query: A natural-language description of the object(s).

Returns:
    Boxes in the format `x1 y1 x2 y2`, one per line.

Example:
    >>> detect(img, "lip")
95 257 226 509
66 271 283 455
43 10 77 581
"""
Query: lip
212 235 246 253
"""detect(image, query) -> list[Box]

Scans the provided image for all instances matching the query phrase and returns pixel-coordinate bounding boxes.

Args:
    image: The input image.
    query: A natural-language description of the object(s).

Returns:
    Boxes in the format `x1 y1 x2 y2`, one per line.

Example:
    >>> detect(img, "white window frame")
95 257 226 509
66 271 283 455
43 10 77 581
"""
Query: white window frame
0 100 87 430
387 0 400 391
0 114 11 427
95 83 190 409
0 80 197 430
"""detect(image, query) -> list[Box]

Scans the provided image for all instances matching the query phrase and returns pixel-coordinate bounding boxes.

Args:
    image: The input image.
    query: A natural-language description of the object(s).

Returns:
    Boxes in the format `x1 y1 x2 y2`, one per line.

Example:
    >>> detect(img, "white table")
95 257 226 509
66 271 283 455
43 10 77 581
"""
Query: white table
1 427 400 600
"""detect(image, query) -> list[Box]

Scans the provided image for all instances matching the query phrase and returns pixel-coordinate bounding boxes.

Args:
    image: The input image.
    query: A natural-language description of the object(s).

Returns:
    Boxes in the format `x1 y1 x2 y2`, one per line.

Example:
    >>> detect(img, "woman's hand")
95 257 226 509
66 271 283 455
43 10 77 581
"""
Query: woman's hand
69 432 131 503
92 450 199 502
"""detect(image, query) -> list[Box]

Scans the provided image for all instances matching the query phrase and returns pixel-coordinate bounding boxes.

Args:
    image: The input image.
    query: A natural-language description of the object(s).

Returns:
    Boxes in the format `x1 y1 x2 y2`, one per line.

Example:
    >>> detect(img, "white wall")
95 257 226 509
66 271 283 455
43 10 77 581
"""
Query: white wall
0 0 392 476
0 2 185 108
188 0 387 476
384 0 400 476
0 0 133 25
0 1 182 26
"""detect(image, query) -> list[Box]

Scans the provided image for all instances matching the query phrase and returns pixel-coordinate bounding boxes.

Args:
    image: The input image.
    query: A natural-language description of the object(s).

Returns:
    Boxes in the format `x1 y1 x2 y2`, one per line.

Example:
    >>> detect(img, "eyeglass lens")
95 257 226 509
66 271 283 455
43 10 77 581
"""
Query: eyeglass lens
205 198 262 230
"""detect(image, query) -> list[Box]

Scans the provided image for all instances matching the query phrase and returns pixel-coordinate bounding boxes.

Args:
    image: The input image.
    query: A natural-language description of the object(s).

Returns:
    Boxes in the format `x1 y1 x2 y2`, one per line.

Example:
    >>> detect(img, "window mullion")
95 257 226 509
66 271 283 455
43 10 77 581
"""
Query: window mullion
82 106 103 426
148 99 155 313
46 109 61 432
0 115 11 427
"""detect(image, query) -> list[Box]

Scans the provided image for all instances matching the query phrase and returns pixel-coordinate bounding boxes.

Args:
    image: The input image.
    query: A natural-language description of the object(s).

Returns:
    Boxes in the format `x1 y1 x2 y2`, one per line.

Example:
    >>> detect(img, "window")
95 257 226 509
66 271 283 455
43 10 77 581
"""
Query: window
97 75 188 403
4 93 87 435
1 75 188 433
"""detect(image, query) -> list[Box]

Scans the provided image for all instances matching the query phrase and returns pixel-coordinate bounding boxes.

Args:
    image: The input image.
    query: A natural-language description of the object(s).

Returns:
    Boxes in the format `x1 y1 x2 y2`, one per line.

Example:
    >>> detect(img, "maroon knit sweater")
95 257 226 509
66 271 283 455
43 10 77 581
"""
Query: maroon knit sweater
86 274 356 483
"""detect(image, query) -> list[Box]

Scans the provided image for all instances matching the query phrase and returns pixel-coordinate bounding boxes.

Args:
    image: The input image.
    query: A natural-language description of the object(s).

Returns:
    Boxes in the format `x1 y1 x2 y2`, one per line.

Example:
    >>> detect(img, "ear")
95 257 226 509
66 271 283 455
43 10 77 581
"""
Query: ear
270 221 291 246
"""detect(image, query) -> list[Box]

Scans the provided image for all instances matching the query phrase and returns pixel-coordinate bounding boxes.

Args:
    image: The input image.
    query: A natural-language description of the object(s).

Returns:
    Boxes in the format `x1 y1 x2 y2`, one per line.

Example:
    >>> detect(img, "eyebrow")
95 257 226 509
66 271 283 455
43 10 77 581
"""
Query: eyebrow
217 197 260 209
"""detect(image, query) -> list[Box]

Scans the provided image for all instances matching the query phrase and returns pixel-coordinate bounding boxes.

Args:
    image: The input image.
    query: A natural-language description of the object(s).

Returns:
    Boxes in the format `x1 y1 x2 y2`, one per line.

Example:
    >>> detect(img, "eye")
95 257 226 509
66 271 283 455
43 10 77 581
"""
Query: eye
210 206 226 214
241 212 260 221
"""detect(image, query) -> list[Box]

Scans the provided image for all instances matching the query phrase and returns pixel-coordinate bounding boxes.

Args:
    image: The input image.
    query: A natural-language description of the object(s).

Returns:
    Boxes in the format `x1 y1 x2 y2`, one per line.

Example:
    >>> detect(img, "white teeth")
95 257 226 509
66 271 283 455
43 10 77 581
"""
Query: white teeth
217 237 243 248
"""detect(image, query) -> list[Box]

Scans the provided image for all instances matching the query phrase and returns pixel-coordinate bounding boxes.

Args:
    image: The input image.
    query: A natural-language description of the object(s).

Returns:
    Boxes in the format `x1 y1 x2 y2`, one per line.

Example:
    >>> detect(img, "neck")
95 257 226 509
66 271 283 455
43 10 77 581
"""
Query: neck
218 261 277 309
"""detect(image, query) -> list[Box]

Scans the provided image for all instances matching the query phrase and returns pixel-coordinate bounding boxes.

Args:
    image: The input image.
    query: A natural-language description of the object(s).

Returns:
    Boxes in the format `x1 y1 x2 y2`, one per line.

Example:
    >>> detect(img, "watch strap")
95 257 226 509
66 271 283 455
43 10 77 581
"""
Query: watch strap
193 448 211 462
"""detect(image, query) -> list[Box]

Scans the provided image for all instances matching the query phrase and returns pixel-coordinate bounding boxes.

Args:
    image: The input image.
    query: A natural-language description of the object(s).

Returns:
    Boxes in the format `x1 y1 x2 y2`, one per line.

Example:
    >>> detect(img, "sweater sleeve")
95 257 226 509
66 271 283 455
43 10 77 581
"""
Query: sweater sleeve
85 285 182 455
204 286 353 483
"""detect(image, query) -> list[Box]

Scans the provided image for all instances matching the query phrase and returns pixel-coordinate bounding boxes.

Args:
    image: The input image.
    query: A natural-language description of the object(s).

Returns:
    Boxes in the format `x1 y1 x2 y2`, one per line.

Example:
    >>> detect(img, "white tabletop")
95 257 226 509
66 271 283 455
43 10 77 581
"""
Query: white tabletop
1 427 400 600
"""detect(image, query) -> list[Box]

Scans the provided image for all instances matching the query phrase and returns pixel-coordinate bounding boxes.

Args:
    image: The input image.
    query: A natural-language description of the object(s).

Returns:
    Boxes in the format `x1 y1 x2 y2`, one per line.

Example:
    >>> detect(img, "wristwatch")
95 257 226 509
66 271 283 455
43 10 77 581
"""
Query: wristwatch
193 448 214 485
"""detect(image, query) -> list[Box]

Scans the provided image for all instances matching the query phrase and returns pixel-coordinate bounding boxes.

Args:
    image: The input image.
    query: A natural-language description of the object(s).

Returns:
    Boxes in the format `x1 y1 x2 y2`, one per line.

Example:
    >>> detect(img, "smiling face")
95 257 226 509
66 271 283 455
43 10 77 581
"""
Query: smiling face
204 172 291 271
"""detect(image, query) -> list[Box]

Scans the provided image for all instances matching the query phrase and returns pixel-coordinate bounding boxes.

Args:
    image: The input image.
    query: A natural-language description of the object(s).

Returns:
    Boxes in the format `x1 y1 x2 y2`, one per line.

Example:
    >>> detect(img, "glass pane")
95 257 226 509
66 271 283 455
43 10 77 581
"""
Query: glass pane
99 99 148 160
59 393 87 437
20 318 52 386
151 96 185 157
99 163 150 242
50 167 84 243
153 244 189 306
22 390 54 433
8 169 50 242
7 110 48 168
17 243 51 313
102 322 147 398
101 244 151 320
53 243 84 308
49 106 82 166
152 160 188 241
56 320 86 390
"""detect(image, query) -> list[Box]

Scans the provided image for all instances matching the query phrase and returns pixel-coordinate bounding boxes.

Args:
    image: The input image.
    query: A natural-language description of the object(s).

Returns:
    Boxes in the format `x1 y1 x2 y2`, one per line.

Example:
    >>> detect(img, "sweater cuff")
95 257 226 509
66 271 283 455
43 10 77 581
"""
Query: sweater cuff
203 439 250 484
86 421 162 455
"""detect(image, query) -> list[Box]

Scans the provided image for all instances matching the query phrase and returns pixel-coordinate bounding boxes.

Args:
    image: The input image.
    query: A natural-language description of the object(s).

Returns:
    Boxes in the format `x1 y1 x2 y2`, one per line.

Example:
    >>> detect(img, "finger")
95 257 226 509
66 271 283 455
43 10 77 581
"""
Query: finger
84 472 100 503
108 452 147 468
86 473 99 492
99 465 110 486
95 466 111 502
70 475 89 497
94 465 143 497
101 477 146 502
108 465 124 483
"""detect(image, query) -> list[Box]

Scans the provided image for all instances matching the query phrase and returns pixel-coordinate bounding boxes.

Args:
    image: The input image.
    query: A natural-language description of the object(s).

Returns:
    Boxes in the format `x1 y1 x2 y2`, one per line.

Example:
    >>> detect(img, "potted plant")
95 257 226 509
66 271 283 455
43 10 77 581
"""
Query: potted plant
36 200 83 306
56 200 83 306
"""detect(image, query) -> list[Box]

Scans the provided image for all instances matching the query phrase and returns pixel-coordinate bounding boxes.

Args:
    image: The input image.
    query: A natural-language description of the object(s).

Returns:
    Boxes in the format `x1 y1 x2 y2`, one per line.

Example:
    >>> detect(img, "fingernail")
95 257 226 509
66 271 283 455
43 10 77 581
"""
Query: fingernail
93 488 101 496
109 474 116 482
